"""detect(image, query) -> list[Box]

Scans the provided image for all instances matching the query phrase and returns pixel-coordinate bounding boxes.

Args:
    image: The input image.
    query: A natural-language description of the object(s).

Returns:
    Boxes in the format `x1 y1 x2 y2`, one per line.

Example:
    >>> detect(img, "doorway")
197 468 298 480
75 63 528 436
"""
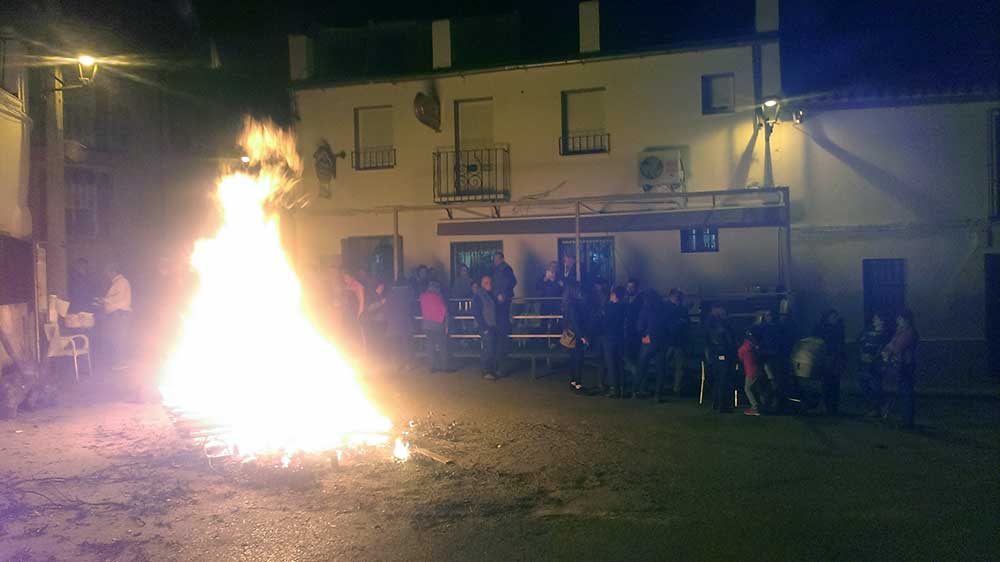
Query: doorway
987 254 1000 377
862 258 906 323
453 99 494 195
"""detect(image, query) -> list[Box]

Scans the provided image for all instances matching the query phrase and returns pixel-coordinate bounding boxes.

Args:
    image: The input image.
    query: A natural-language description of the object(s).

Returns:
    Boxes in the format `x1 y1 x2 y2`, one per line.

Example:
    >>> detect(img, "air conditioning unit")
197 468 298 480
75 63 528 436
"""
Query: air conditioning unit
637 149 685 193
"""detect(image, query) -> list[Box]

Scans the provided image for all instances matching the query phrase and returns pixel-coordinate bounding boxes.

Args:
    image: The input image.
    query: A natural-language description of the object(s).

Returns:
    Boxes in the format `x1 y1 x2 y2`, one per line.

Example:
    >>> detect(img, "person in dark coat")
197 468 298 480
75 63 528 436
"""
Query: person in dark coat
633 289 668 400
450 264 474 300
588 282 611 392
759 309 792 411
704 303 737 412
385 283 416 370
882 309 919 428
857 311 891 416
603 286 628 398
472 275 507 380
557 254 577 290
68 258 98 313
814 309 846 414
623 278 644 376
562 283 589 393
663 288 689 395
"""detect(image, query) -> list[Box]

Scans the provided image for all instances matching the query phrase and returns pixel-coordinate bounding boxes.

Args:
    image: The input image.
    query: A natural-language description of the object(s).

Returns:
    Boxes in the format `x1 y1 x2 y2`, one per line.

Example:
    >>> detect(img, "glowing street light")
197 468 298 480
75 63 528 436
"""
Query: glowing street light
77 54 98 85
762 98 778 108
240 155 251 163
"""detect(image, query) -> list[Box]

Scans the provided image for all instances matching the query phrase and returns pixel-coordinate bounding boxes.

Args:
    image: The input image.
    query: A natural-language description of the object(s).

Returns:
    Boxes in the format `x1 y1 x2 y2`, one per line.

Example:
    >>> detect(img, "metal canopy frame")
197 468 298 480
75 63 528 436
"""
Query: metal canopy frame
304 187 792 290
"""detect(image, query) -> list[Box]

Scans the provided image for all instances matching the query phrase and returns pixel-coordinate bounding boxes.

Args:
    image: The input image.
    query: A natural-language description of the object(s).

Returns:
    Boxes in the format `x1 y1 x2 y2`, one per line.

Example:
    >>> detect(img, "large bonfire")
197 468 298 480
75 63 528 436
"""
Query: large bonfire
159 118 393 460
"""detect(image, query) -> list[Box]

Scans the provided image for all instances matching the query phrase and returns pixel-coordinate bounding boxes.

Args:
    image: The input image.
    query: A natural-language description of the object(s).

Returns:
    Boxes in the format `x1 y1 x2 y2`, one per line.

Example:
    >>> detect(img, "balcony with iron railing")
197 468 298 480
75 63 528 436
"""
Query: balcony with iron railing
559 132 610 156
352 146 396 171
433 145 510 203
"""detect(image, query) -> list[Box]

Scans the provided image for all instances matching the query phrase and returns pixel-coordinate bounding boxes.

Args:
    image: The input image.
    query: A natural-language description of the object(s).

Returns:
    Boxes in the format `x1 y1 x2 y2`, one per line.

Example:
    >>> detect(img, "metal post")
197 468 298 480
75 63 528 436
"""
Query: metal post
782 188 793 292
392 208 400 282
574 201 581 283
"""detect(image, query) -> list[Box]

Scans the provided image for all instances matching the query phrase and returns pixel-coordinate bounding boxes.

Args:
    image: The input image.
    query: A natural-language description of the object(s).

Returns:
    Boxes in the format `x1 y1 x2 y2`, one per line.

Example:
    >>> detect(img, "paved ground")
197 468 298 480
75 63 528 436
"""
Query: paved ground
1 361 997 562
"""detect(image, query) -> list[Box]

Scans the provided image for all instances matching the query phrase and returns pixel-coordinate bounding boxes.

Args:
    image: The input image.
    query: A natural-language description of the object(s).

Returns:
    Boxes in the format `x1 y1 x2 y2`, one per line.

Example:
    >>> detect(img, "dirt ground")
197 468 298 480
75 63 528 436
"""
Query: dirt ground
1 361 997 562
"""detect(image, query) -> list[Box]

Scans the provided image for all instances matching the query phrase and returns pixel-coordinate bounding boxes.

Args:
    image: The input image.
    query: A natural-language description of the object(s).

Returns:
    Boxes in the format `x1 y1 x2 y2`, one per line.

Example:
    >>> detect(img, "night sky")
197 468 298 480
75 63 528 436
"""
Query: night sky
33 0 1000 94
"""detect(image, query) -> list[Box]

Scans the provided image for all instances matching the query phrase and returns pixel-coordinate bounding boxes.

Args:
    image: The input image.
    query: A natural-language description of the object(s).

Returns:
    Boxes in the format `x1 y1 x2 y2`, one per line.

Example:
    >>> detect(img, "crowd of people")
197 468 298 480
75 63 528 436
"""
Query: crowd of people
334 251 921 429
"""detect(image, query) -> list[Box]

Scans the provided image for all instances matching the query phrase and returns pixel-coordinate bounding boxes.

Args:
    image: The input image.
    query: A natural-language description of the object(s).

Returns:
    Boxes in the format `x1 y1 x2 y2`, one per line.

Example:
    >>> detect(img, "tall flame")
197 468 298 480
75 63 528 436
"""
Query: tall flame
159 118 391 457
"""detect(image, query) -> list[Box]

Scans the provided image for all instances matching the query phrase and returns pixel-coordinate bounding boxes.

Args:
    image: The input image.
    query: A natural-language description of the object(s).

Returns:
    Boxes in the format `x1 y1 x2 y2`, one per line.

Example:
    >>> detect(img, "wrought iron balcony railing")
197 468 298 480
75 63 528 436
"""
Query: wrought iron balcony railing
559 132 610 156
433 145 510 203
352 147 397 170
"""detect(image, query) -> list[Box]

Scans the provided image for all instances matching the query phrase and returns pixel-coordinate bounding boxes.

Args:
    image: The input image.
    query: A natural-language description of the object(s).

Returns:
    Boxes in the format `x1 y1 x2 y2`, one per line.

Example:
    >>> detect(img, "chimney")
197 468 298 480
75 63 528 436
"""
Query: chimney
755 0 779 33
432 19 452 69
578 1 600 54
288 35 314 81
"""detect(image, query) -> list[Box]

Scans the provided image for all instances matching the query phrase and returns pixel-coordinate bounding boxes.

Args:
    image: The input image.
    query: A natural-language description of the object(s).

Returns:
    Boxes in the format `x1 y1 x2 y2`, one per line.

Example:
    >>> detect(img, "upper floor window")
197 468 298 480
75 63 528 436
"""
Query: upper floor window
0 36 24 101
65 167 113 240
701 73 734 115
353 106 395 170
560 88 609 155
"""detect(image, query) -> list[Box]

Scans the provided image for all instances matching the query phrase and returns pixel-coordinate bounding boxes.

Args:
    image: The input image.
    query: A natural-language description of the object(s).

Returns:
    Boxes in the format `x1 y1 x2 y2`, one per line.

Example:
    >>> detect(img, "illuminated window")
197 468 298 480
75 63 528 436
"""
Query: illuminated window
558 236 615 286
560 88 609 155
680 227 719 253
451 241 502 285
701 73 734 115
353 106 395 170
342 235 400 281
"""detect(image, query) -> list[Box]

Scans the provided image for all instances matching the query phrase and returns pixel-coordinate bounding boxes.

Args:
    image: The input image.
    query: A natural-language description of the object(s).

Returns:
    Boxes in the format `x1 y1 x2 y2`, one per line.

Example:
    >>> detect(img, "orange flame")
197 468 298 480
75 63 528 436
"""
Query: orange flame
159 118 391 457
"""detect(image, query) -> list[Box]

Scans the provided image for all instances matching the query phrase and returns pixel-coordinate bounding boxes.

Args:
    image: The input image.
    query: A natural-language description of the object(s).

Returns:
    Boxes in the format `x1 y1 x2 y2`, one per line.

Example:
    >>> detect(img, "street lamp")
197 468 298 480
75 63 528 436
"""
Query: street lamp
76 54 98 85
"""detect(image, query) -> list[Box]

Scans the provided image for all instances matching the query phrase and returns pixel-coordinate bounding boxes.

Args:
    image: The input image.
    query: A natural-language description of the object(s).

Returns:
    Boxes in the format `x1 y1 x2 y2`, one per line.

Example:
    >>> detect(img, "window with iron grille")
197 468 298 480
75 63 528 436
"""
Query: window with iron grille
451 241 502 286
560 88 609 155
353 106 395 170
558 237 615 287
65 167 112 240
342 235 400 281
701 73 735 115
680 227 719 253
863 259 906 322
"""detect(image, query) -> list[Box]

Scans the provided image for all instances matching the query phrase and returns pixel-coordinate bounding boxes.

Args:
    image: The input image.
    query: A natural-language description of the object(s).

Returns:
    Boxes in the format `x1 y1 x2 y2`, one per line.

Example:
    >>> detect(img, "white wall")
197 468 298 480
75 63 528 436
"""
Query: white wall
0 90 32 239
291 38 1000 345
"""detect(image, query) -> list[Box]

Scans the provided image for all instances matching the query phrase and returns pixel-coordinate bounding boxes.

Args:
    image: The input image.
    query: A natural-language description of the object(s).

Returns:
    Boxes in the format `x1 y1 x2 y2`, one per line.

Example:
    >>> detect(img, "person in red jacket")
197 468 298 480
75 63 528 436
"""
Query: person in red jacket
739 329 763 416
419 281 452 372
882 309 919 428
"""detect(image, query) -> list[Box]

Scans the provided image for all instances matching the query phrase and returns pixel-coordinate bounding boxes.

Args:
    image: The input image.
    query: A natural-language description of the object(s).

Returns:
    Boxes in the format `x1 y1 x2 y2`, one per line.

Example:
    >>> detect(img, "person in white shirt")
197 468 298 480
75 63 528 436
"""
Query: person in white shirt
100 263 132 371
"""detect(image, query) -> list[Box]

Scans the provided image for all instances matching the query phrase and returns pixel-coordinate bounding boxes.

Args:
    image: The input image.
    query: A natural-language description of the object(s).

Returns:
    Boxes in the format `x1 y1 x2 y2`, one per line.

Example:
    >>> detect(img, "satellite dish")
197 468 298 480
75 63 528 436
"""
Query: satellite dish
414 92 441 132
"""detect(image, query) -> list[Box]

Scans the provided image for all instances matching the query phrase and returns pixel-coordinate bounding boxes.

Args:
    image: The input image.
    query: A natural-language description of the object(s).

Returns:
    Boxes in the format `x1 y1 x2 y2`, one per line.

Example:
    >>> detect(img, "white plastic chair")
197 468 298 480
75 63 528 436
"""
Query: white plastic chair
44 296 93 382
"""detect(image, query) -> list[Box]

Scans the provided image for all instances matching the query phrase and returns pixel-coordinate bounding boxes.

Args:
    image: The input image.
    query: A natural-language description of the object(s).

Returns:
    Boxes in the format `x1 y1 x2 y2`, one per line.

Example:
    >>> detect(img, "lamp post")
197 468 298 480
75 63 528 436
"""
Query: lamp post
759 98 780 188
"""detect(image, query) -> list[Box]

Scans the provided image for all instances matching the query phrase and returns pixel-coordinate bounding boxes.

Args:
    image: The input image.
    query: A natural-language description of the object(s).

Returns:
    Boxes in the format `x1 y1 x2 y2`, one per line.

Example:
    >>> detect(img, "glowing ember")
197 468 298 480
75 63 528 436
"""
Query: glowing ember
392 438 411 462
159 118 392 458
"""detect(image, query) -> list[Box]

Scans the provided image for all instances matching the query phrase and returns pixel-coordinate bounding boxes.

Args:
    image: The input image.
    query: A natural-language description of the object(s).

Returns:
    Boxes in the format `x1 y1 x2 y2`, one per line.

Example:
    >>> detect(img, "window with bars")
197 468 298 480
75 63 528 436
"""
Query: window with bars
451 241 502 285
353 106 395 170
558 237 615 287
560 88 609 155
681 227 719 253
342 235 400 281
65 167 112 240
701 73 735 115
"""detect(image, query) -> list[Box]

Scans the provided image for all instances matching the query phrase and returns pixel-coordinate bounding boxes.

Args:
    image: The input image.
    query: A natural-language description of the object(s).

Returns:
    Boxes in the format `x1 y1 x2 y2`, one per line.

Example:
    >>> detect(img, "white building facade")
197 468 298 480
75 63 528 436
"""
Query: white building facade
288 1 1000 376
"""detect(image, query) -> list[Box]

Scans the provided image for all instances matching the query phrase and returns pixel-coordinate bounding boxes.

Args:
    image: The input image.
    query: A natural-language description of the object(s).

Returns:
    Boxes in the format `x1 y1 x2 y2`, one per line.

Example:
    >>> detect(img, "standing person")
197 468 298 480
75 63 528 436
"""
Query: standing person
705 303 736 413
882 310 919 429
561 283 589 393
623 279 644 378
492 252 517 302
410 265 430 295
739 329 764 416
759 309 792 411
365 280 388 345
557 254 577 290
663 288 689 396
472 275 505 380
419 281 452 373
603 286 627 398
633 289 667 400
99 263 132 371
857 312 891 416
342 271 367 353
814 309 846 415
385 282 416 371
68 258 97 313
588 282 610 393
536 261 563 343
451 264 474 301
